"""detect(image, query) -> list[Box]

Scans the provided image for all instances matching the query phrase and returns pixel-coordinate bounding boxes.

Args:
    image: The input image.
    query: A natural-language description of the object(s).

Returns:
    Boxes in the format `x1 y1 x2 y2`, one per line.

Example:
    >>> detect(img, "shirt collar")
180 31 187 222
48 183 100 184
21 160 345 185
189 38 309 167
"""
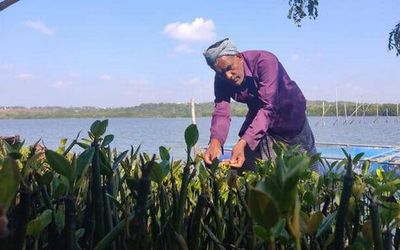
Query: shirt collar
241 53 253 77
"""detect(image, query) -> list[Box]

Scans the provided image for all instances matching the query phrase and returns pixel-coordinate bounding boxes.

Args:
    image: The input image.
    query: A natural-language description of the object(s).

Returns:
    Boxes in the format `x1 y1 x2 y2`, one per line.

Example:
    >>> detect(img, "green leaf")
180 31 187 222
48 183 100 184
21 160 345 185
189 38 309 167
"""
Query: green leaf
45 150 72 182
112 150 128 171
106 193 124 212
150 160 170 184
198 164 208 181
381 201 400 225
283 156 308 189
159 146 170 161
184 124 199 149
54 207 65 233
375 179 400 194
210 158 219 173
75 228 85 239
341 148 350 160
53 178 68 199
353 152 365 165
256 177 281 206
248 187 280 230
361 160 371 176
90 120 108 138
316 211 337 238
37 171 54 186
303 191 316 205
77 142 90 149
126 176 138 193
101 134 114 147
27 209 53 237
1 140 22 160
100 161 113 176
25 153 42 171
0 157 20 209
151 162 163 184
76 148 95 181
8 152 22 160
253 225 271 240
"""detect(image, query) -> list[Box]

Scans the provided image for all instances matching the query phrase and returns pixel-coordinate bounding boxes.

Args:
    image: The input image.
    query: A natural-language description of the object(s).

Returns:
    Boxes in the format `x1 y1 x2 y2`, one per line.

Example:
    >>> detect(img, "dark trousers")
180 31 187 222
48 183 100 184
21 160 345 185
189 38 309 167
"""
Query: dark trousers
240 118 324 173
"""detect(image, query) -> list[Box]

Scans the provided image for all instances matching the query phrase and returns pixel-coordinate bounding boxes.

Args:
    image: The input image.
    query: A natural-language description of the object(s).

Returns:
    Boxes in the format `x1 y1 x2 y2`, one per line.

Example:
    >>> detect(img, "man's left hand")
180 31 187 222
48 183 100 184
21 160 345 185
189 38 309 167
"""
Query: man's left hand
229 139 247 168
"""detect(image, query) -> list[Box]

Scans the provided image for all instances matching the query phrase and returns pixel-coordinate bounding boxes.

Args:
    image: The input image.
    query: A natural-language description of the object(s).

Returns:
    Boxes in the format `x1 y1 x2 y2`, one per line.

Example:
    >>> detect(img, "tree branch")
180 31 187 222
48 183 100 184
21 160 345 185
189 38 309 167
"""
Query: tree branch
287 0 319 26
0 0 19 12
388 22 400 56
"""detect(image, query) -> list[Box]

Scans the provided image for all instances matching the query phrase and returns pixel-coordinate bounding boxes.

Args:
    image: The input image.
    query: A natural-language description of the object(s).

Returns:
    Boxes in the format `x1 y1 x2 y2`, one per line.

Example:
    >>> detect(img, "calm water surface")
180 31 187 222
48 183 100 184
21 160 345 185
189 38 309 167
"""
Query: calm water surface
1 117 399 159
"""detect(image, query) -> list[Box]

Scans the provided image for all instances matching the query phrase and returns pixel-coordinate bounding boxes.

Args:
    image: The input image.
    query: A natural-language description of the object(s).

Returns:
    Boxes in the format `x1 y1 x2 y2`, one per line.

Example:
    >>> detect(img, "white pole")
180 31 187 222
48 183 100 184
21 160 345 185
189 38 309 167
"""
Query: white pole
190 98 196 125
322 101 325 126
190 98 199 156
386 108 389 123
335 88 339 124
361 96 365 123
355 99 358 117
344 102 348 123
374 102 379 123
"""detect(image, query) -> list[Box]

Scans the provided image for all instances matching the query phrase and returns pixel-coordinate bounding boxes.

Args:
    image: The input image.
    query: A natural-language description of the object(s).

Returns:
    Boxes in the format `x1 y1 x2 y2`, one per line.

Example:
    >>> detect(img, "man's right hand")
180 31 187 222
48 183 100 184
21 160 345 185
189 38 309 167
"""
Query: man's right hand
203 139 222 165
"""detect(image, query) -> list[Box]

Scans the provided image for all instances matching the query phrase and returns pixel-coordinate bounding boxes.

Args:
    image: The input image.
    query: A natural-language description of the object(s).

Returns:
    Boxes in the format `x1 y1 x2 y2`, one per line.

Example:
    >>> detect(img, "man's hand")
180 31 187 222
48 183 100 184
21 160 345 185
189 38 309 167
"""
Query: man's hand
203 139 222 165
229 139 247 168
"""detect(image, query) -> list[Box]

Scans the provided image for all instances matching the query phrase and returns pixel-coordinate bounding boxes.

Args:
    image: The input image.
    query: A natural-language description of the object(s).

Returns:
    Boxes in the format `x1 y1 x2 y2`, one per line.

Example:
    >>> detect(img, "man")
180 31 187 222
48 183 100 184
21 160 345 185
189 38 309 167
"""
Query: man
203 38 321 172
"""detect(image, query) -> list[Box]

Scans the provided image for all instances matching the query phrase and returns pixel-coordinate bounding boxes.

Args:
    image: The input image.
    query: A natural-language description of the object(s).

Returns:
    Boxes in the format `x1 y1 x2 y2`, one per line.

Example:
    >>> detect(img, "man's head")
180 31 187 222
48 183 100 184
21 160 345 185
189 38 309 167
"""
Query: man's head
203 38 245 86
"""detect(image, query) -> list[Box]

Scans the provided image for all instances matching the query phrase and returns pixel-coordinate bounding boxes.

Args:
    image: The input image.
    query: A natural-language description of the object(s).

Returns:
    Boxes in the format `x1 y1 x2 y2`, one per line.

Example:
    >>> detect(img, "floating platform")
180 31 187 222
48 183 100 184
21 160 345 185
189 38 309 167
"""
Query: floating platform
317 142 400 172
218 143 400 172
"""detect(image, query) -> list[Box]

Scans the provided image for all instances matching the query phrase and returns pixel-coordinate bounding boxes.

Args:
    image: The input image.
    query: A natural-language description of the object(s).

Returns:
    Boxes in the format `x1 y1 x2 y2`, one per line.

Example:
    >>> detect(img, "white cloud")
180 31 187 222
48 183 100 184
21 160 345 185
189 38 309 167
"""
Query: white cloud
16 73 34 80
174 44 194 53
24 20 55 36
100 74 112 81
52 80 70 89
163 17 216 42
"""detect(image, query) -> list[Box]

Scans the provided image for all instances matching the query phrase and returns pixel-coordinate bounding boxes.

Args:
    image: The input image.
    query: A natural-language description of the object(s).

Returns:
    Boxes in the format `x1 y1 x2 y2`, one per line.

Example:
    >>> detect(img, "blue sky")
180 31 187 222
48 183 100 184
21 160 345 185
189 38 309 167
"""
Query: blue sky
1 0 399 107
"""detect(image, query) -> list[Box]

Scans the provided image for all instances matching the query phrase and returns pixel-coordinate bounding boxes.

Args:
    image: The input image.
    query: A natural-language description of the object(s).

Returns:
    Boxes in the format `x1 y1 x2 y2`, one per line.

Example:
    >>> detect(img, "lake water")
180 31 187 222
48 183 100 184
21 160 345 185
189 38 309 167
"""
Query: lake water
1 116 399 159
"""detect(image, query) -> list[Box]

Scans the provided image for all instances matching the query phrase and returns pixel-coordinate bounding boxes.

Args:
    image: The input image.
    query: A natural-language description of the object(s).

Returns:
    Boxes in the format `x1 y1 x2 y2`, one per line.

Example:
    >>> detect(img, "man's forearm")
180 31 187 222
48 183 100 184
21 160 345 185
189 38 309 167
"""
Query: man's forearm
209 138 222 148
236 138 247 149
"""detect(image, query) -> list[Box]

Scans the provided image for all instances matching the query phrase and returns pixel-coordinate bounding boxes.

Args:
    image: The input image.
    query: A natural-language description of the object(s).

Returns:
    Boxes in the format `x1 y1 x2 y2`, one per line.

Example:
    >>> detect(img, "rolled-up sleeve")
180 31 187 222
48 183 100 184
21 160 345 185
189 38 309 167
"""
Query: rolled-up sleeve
210 76 231 145
241 55 280 150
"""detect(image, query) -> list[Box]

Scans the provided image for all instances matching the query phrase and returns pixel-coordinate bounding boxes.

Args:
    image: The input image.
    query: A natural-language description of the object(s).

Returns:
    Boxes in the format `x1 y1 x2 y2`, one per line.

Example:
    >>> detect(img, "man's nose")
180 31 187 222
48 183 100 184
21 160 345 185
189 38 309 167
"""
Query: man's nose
225 72 234 80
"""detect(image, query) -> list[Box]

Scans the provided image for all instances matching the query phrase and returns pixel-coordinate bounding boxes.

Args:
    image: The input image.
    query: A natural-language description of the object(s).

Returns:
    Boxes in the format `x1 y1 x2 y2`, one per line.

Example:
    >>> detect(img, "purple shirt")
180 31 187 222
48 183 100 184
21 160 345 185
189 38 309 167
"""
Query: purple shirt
210 50 307 150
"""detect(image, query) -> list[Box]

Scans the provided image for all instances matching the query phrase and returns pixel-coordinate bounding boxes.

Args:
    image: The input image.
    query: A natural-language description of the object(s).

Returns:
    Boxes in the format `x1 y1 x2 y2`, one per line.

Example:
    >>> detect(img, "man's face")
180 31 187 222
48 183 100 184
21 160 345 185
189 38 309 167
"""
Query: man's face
214 55 245 86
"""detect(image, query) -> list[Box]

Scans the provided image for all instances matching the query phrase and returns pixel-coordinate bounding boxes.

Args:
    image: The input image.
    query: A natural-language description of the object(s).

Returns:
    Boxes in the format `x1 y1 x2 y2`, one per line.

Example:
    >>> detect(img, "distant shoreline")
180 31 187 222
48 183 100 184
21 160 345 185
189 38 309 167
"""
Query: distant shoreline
1 101 399 119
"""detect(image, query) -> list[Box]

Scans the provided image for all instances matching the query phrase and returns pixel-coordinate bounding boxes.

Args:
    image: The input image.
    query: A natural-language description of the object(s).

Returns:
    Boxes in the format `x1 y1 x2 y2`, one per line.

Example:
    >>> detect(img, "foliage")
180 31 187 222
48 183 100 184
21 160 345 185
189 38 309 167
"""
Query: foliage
0 121 399 249
389 22 400 56
1 100 400 119
287 0 400 56
287 0 319 26
0 0 19 11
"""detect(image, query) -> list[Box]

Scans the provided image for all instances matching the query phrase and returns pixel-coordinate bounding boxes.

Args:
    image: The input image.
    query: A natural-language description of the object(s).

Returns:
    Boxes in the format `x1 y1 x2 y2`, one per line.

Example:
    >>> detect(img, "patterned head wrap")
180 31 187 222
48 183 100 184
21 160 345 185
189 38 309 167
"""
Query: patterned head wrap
203 38 239 68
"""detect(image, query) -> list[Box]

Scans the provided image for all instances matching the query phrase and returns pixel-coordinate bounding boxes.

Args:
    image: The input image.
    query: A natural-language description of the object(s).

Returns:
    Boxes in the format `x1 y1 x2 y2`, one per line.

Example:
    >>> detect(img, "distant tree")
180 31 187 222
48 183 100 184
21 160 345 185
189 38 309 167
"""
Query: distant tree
287 0 400 56
0 0 19 11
